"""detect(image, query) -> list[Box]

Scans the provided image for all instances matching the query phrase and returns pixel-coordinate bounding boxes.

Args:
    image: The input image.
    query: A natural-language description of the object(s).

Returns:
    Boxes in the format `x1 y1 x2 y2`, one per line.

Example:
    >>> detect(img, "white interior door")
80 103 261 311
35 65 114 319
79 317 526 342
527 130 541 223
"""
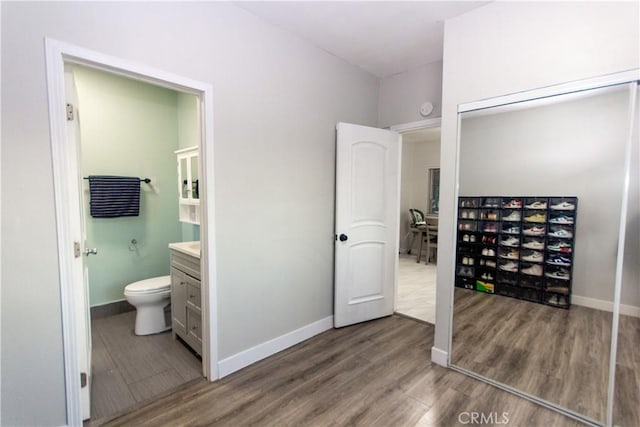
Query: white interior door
65 66 92 420
334 122 401 328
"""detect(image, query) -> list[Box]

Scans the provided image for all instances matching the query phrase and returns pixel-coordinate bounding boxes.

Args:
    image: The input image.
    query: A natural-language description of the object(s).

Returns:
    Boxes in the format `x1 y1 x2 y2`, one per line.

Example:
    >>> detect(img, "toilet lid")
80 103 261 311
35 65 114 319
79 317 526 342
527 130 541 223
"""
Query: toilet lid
125 275 171 294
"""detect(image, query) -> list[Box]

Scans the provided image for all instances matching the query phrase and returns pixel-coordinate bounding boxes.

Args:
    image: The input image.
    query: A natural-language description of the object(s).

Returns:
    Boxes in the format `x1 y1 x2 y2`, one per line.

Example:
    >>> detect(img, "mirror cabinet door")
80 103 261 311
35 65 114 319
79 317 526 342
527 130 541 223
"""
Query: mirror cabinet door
190 154 199 200
179 156 188 199
451 83 635 424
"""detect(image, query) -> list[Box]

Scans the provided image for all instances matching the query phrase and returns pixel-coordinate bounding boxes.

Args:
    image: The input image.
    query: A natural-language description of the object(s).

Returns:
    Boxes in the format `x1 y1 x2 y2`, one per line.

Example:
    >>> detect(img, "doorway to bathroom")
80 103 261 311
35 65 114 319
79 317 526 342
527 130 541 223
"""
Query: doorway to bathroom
46 39 217 425
71 64 205 420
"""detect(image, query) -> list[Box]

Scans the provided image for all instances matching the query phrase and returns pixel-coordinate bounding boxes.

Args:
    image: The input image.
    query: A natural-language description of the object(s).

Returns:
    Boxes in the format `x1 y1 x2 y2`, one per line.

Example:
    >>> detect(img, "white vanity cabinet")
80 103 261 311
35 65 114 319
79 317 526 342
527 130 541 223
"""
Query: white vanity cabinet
169 248 202 355
175 146 200 224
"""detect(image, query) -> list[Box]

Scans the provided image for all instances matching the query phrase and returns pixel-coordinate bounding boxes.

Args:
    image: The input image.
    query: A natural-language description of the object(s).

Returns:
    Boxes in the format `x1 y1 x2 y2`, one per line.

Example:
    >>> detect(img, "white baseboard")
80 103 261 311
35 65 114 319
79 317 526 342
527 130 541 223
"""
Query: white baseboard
431 346 448 367
218 316 334 378
572 295 640 318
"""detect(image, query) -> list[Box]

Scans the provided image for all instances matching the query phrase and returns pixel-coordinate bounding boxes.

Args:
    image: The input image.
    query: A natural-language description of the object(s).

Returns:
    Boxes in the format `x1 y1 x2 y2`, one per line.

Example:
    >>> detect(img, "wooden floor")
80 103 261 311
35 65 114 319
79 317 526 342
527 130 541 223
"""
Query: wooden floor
100 316 583 426
614 314 640 427
452 288 617 424
396 254 437 324
90 311 202 421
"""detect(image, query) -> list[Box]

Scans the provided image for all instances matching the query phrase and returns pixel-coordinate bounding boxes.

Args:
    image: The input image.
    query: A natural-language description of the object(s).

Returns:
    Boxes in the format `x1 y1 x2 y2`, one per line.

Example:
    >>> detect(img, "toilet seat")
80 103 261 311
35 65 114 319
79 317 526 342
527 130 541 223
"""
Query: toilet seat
124 275 171 294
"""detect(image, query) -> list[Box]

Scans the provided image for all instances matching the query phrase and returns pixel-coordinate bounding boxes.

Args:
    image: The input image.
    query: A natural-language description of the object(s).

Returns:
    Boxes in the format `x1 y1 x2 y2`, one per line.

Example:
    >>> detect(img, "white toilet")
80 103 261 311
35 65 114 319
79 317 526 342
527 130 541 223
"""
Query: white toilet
124 275 171 335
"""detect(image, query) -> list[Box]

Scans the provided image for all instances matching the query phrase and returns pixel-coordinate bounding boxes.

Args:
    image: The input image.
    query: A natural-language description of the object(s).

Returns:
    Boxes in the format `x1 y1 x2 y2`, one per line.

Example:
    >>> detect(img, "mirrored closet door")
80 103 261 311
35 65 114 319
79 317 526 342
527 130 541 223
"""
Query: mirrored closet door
613 83 639 427
450 76 639 426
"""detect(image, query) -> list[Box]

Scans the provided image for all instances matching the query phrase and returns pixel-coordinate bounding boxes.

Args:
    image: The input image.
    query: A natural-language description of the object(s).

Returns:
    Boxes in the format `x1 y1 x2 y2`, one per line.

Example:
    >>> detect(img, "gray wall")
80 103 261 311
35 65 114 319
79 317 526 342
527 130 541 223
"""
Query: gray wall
459 87 632 303
399 139 440 252
435 1 639 357
0 2 378 425
378 61 443 127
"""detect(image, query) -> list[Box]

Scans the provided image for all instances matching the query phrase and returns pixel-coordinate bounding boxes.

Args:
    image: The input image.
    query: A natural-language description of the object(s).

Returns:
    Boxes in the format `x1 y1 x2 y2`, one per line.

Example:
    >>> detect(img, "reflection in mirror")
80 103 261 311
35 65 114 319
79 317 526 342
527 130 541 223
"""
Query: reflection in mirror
180 157 188 199
451 84 634 424
613 85 639 427
191 155 199 199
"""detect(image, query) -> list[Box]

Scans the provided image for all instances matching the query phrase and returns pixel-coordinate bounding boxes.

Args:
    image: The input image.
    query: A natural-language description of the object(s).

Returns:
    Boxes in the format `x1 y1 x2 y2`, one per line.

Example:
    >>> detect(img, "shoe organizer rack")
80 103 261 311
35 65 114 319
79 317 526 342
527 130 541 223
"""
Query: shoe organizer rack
455 196 577 308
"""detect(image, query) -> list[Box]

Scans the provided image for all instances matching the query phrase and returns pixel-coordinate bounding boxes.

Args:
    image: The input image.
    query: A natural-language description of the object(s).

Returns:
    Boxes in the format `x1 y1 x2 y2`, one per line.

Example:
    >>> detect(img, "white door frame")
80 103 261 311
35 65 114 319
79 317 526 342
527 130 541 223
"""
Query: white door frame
45 38 218 426
390 118 441 312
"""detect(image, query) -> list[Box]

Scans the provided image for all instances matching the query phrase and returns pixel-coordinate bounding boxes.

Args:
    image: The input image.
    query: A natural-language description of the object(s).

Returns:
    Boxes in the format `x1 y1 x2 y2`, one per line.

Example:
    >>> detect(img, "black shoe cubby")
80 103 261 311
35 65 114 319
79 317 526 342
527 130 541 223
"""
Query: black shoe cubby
456 196 577 308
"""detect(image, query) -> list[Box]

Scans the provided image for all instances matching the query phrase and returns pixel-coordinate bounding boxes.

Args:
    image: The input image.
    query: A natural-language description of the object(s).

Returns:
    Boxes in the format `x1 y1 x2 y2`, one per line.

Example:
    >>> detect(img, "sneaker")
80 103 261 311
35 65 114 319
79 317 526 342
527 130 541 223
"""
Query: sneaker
484 224 498 232
522 239 544 250
503 199 522 208
550 214 574 224
502 211 521 221
547 241 572 252
481 248 488 256
502 225 520 234
547 295 559 305
468 211 476 219
470 235 477 242
546 285 569 295
549 228 572 238
521 251 543 262
468 258 475 265
524 213 546 223
486 260 497 268
523 226 545 235
487 248 496 257
462 257 468 265
521 264 543 276
463 234 470 242
526 201 547 209
547 255 571 266
550 201 576 210
546 268 570 280
499 261 518 272
501 236 520 247
500 249 519 259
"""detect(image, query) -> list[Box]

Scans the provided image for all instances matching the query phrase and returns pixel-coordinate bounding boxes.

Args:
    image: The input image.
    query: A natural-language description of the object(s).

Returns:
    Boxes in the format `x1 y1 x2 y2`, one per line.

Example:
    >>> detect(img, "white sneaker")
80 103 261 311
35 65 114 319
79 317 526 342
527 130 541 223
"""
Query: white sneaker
550 201 575 210
502 211 521 221
522 239 544 250
521 264 543 276
501 236 519 247
499 261 518 272
521 251 543 262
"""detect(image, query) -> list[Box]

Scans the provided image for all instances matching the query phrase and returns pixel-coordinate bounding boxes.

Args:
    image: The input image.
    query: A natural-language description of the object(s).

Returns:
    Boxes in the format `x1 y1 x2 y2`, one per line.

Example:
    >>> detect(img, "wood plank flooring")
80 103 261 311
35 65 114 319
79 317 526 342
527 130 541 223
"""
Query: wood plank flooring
396 254 437 324
99 315 583 427
614 314 640 427
90 311 202 422
451 288 614 423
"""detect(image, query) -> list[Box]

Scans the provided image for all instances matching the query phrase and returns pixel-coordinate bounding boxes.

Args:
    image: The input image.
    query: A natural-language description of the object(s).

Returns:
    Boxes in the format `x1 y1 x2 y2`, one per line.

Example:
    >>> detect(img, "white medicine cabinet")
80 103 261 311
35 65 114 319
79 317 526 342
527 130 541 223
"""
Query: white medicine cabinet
175 146 200 224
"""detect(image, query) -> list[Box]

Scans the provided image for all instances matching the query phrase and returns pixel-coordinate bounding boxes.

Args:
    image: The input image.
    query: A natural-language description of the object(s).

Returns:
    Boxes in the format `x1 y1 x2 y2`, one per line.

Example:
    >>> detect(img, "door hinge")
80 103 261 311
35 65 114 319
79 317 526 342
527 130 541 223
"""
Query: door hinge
80 372 87 388
66 103 74 121
74 241 81 258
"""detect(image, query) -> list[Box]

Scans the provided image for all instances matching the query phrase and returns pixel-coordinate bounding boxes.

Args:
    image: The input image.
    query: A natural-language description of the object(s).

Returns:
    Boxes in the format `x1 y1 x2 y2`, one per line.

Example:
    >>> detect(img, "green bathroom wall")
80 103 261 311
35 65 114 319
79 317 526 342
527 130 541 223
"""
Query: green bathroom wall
74 65 185 306
177 92 201 242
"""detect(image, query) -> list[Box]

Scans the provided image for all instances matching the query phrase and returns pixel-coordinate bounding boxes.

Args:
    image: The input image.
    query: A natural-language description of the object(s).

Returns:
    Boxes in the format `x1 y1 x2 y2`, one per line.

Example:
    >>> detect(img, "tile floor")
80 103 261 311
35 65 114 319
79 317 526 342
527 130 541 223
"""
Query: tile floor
396 254 437 324
90 311 202 422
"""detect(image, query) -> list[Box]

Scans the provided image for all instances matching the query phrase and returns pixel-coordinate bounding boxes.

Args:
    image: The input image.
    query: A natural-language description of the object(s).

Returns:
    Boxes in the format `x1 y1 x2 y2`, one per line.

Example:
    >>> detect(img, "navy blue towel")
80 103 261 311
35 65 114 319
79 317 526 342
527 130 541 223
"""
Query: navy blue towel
88 175 141 218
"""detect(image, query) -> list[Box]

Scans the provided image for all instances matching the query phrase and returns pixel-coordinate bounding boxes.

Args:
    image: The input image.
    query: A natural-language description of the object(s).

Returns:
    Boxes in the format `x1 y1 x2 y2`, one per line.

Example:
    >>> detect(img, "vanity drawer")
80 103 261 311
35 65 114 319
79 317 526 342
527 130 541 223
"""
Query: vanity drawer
171 252 200 280
186 280 201 310
186 307 202 355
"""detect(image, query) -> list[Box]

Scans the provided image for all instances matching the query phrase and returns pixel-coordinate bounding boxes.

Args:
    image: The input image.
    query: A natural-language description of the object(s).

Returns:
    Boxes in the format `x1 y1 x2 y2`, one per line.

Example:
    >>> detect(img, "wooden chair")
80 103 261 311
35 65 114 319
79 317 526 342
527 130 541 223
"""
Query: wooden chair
407 209 426 255
417 216 438 264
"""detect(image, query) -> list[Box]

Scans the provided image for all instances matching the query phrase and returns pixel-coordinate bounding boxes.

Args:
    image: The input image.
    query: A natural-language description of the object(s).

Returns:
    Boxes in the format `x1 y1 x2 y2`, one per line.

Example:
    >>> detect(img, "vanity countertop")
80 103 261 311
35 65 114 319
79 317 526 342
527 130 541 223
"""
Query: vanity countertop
168 241 200 259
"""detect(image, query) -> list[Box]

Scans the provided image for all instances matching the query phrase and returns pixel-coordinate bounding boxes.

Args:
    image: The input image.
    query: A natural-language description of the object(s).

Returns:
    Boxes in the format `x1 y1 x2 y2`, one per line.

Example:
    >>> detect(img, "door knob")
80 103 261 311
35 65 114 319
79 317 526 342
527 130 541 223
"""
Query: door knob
84 248 98 256
339 234 348 242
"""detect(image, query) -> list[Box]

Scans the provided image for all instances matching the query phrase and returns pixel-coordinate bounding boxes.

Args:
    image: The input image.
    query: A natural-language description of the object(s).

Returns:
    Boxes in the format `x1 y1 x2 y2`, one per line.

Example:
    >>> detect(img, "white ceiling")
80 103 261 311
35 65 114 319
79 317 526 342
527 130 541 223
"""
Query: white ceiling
235 1 488 79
